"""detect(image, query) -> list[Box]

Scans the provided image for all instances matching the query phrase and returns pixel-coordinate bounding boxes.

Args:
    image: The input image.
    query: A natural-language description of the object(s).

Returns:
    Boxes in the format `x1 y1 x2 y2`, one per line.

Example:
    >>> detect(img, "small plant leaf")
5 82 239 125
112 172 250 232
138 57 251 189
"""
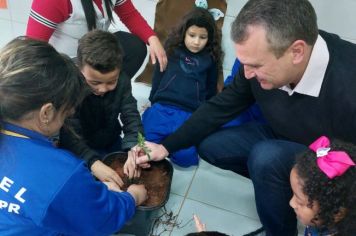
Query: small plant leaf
137 132 152 156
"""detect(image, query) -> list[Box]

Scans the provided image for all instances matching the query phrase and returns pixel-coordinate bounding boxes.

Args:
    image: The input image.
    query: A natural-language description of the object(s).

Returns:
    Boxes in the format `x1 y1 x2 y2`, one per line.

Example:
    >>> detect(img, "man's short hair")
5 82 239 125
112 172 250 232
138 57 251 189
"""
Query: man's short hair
231 0 318 57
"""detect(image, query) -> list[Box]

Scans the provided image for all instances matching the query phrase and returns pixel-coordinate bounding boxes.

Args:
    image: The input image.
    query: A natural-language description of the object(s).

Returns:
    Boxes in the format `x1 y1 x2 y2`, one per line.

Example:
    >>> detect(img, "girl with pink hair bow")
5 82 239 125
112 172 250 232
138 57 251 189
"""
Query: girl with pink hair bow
290 136 355 236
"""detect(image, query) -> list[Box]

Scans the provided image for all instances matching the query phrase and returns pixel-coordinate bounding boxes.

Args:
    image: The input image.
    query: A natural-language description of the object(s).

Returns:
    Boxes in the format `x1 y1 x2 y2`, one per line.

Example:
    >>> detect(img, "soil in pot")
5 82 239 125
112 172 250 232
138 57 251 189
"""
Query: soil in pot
107 153 172 207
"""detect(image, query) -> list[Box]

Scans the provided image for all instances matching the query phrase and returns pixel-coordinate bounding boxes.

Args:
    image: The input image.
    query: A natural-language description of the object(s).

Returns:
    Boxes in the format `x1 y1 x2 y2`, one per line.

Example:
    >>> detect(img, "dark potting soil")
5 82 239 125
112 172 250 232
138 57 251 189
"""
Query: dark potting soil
109 156 171 207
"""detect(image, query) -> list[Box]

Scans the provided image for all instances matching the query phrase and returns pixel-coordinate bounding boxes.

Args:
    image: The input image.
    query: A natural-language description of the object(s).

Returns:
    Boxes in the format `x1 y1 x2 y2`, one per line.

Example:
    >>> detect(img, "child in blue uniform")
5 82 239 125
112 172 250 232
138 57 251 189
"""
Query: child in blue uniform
142 7 223 167
0 37 147 235
290 136 356 236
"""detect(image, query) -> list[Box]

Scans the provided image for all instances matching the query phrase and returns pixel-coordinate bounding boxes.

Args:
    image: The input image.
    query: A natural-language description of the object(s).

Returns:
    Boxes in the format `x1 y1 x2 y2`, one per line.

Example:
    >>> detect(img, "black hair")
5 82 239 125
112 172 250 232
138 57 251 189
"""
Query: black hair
294 139 356 235
81 0 114 31
186 231 229 236
165 7 223 74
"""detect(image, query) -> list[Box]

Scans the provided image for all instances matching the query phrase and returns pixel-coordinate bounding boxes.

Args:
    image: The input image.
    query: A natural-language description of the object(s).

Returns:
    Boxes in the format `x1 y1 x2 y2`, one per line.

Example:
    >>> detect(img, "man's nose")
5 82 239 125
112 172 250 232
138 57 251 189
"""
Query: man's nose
97 84 109 93
244 65 256 79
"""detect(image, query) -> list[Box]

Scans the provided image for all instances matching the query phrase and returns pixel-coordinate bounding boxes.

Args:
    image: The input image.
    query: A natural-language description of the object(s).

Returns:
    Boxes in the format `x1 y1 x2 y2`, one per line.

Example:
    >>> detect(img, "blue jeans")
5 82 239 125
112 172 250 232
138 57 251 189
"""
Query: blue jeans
197 122 307 236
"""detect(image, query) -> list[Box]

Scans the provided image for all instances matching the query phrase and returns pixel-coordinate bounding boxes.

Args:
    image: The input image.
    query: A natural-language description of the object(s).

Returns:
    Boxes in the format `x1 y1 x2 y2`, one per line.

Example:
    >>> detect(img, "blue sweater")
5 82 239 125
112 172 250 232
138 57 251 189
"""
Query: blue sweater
149 47 218 112
0 123 135 235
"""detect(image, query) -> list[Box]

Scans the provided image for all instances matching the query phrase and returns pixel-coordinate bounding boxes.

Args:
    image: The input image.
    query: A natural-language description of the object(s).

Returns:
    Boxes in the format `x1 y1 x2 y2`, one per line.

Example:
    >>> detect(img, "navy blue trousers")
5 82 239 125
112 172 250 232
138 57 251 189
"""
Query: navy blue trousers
142 103 199 167
198 122 307 236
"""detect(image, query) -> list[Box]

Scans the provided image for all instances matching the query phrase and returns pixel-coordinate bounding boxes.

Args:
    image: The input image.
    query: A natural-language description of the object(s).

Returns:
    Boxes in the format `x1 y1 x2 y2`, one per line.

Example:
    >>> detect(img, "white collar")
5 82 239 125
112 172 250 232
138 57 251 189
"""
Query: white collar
279 35 329 97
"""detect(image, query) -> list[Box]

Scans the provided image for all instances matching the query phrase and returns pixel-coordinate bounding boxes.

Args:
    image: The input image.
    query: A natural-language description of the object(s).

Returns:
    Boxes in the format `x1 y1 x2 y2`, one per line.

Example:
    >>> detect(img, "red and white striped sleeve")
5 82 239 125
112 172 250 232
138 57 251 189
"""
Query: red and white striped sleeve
114 0 155 44
26 0 72 41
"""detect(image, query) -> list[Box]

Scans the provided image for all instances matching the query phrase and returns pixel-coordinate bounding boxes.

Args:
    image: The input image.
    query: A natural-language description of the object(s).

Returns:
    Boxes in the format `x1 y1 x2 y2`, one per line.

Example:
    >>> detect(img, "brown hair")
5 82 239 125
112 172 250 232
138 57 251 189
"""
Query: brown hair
0 37 87 130
77 30 123 73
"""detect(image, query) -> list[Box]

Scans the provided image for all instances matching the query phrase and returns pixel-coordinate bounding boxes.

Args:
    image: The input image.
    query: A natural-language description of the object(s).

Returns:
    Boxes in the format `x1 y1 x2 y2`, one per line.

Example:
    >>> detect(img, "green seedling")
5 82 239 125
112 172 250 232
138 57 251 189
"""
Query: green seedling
137 132 152 160
127 132 151 183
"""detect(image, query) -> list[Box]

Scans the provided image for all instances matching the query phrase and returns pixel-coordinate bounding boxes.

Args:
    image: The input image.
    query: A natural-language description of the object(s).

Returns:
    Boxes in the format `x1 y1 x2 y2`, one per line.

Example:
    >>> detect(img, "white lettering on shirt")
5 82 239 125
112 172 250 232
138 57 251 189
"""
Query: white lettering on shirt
0 176 14 192
0 176 27 215
14 187 26 203
0 200 21 214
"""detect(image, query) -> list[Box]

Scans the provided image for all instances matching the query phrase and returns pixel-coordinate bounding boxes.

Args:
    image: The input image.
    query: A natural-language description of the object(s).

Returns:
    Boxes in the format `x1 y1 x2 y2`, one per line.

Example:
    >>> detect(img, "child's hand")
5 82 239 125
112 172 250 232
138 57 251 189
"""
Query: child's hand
91 160 124 187
193 214 206 232
124 149 142 179
103 181 122 192
127 184 148 206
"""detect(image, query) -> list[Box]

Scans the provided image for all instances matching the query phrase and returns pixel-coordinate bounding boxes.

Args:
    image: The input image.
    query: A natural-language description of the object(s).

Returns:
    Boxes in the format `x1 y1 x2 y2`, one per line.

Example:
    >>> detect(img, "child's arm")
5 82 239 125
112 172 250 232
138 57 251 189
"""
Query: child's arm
60 118 101 167
119 75 144 151
60 118 124 188
148 62 165 102
206 61 219 99
193 214 206 232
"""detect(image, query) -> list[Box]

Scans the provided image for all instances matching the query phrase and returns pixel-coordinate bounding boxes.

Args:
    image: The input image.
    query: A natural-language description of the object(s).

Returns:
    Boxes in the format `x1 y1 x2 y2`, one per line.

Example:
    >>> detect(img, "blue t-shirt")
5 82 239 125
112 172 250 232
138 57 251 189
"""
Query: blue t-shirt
0 123 135 235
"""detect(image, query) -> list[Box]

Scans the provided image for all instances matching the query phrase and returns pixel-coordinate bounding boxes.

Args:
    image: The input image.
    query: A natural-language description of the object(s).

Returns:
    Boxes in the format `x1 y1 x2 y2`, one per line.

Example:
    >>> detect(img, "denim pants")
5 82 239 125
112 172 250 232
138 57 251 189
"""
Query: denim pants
197 122 307 236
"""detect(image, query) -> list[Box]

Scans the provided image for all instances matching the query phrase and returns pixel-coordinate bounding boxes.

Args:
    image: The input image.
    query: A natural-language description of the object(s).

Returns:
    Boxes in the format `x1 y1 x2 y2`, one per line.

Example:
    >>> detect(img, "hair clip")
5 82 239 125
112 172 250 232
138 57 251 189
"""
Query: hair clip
309 136 355 179
195 0 225 21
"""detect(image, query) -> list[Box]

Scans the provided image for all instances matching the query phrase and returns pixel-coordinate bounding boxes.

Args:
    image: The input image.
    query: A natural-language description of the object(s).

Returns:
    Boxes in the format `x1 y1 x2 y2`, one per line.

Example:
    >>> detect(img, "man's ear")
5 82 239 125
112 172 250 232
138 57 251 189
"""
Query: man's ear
38 103 55 125
289 40 307 65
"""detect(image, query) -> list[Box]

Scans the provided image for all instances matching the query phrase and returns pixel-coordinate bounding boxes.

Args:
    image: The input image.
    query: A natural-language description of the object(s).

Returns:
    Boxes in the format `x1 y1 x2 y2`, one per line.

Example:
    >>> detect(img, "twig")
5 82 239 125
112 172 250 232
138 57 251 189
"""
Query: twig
149 206 193 235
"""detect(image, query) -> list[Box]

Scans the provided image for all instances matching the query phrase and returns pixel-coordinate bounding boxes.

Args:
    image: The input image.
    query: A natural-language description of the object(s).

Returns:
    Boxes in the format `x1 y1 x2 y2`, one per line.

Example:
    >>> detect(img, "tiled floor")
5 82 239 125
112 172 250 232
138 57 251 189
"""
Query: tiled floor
130 80 306 236
128 80 263 236
161 160 261 235
127 1 261 233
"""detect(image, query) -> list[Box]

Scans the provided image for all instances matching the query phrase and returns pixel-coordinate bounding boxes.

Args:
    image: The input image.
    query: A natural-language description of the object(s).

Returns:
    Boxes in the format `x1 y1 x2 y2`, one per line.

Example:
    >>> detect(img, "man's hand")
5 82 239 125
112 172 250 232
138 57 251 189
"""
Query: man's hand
135 141 169 165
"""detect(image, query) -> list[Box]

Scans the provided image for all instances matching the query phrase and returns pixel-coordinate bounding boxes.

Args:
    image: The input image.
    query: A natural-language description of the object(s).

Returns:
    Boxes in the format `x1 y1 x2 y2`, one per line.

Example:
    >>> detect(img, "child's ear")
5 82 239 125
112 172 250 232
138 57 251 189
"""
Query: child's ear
334 207 347 223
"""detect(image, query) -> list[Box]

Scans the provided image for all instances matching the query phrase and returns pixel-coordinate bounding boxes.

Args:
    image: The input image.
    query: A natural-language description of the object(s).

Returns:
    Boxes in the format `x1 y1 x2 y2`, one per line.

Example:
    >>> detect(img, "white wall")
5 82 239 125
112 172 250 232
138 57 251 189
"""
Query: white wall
1 0 356 76
221 0 356 73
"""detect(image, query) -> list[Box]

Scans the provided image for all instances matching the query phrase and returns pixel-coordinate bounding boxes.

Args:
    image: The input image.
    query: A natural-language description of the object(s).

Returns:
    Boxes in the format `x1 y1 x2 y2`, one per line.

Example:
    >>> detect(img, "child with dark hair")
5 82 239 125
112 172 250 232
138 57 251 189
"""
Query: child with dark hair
26 0 167 78
290 136 356 236
186 232 229 236
0 37 147 235
141 6 223 167
60 30 143 190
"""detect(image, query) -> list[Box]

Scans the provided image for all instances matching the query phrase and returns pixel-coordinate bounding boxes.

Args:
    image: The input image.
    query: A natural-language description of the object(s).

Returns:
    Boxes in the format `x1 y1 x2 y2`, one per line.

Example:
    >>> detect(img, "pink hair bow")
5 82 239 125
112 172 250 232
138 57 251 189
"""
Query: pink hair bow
309 136 355 179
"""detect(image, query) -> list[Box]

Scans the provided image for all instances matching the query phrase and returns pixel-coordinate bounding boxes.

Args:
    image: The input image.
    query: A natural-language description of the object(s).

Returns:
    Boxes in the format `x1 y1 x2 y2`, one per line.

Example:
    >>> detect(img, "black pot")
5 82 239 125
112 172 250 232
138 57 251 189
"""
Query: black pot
103 151 173 236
